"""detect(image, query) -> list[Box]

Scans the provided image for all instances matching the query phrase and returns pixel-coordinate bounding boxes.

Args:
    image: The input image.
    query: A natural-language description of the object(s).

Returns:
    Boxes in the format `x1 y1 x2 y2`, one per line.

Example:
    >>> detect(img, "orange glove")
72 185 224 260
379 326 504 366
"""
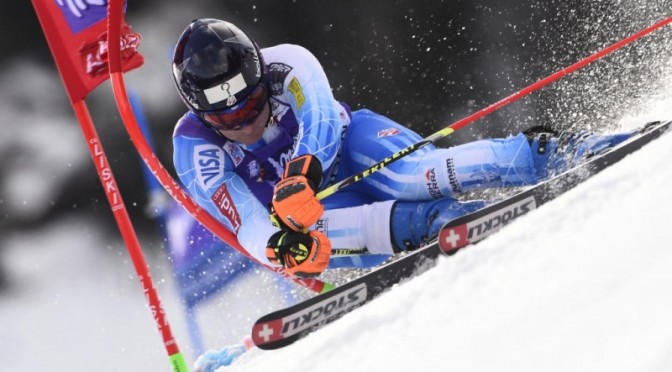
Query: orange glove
265 230 331 278
272 154 324 232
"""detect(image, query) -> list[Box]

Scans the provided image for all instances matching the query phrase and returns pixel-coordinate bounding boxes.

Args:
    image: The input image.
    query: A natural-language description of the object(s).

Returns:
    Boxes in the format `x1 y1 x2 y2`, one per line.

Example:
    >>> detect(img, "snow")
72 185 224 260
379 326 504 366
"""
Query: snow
3 112 672 372
3 3 672 371
228 121 672 372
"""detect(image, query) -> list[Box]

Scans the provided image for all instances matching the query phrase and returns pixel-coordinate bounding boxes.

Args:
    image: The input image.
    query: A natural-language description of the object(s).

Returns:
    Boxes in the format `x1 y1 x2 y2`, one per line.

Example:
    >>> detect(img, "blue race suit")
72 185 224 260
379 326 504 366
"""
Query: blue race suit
173 44 541 266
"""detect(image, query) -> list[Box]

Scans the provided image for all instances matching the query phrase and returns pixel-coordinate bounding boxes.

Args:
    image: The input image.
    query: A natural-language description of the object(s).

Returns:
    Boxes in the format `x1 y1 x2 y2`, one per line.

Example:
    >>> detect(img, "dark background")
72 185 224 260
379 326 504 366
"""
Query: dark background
2 0 670 287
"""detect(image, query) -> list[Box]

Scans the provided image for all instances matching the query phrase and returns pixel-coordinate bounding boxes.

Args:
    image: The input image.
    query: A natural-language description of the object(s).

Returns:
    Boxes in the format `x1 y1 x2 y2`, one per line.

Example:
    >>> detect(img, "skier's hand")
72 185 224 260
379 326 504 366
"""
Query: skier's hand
265 230 331 278
272 154 323 232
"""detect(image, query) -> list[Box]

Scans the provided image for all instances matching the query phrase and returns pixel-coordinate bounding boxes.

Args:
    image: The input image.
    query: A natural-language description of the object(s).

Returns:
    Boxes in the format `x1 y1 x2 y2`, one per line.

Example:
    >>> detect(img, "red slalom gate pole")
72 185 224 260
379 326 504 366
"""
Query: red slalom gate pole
106 0 332 294
446 15 672 133
317 15 672 199
31 0 189 370
72 101 189 372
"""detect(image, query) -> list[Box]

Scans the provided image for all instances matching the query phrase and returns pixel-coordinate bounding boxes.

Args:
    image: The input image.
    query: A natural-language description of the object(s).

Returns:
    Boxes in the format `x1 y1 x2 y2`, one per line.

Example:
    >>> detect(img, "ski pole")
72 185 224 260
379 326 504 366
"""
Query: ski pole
316 15 672 200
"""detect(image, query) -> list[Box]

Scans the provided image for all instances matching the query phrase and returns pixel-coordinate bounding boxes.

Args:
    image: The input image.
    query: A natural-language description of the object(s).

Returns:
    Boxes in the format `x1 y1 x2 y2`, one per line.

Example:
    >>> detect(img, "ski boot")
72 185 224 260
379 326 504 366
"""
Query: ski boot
390 197 487 252
524 126 635 179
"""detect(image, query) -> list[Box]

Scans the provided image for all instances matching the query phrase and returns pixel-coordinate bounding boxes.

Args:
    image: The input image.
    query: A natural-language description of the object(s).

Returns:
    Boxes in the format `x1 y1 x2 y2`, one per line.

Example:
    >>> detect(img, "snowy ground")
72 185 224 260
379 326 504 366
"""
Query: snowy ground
2 109 672 372
230 117 672 372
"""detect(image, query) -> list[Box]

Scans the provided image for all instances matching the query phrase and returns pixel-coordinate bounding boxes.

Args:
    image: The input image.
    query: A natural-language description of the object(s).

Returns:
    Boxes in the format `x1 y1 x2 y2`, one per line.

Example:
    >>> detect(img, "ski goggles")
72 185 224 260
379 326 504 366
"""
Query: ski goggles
201 83 268 131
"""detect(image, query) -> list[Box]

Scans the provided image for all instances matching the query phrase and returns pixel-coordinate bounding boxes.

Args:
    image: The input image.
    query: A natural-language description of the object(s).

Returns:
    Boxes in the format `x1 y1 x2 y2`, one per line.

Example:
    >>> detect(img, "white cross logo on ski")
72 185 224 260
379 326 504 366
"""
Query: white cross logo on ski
252 319 283 345
442 229 461 249
257 323 275 342
252 283 368 347
438 196 537 253
438 224 468 253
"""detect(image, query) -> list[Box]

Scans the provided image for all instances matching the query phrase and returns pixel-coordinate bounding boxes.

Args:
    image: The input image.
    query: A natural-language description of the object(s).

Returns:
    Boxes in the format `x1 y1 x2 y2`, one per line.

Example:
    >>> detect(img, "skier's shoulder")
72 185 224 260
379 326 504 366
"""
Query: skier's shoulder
261 44 326 93
172 112 236 188
261 43 321 71
173 111 216 139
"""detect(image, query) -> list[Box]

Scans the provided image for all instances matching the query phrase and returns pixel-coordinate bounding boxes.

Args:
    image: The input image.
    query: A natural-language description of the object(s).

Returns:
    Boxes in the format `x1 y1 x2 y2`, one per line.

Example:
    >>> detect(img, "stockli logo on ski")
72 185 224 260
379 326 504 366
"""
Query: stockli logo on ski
252 283 367 347
439 196 537 253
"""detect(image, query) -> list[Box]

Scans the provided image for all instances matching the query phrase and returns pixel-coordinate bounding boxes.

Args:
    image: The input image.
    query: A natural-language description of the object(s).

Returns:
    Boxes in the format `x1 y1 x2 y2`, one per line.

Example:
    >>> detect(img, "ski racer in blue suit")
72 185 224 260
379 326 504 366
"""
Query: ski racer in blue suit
171 19 633 280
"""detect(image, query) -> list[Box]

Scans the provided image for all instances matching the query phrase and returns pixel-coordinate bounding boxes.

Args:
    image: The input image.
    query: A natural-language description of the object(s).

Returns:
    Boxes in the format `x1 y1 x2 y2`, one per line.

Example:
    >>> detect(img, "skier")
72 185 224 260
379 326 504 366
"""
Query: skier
172 18 633 279
171 18 637 371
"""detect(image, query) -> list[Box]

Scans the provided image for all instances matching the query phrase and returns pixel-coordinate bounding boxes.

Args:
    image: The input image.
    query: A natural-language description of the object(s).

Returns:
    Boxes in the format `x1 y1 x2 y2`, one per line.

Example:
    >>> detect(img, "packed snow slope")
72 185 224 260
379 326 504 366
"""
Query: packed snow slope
2 80 671 372
2 115 672 372
2 117 672 372
229 120 672 371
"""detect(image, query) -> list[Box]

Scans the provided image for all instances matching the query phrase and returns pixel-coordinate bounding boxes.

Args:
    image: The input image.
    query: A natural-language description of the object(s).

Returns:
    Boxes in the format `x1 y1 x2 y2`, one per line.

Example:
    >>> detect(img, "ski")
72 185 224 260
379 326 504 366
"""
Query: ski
251 120 671 350
252 239 444 350
437 120 672 253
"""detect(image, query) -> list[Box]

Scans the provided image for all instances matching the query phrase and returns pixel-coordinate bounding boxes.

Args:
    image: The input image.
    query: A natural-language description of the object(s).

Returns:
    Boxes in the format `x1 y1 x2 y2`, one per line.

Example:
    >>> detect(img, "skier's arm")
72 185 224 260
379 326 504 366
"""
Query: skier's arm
267 45 346 240
279 44 346 175
267 154 331 277
173 133 280 265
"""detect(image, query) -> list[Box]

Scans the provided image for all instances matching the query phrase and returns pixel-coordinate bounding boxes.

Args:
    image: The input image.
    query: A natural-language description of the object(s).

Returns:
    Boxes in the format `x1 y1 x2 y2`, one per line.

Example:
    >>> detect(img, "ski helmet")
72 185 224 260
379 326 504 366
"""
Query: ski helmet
172 19 266 128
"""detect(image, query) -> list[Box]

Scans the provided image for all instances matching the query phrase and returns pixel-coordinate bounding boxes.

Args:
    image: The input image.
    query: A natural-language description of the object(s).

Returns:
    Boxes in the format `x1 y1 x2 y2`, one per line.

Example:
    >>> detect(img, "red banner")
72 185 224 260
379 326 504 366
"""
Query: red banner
32 0 143 103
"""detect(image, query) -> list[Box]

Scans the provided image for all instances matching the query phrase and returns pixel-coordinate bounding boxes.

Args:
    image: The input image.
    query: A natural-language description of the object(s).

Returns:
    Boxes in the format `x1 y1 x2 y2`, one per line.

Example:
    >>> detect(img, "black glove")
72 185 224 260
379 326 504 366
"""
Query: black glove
265 230 331 278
